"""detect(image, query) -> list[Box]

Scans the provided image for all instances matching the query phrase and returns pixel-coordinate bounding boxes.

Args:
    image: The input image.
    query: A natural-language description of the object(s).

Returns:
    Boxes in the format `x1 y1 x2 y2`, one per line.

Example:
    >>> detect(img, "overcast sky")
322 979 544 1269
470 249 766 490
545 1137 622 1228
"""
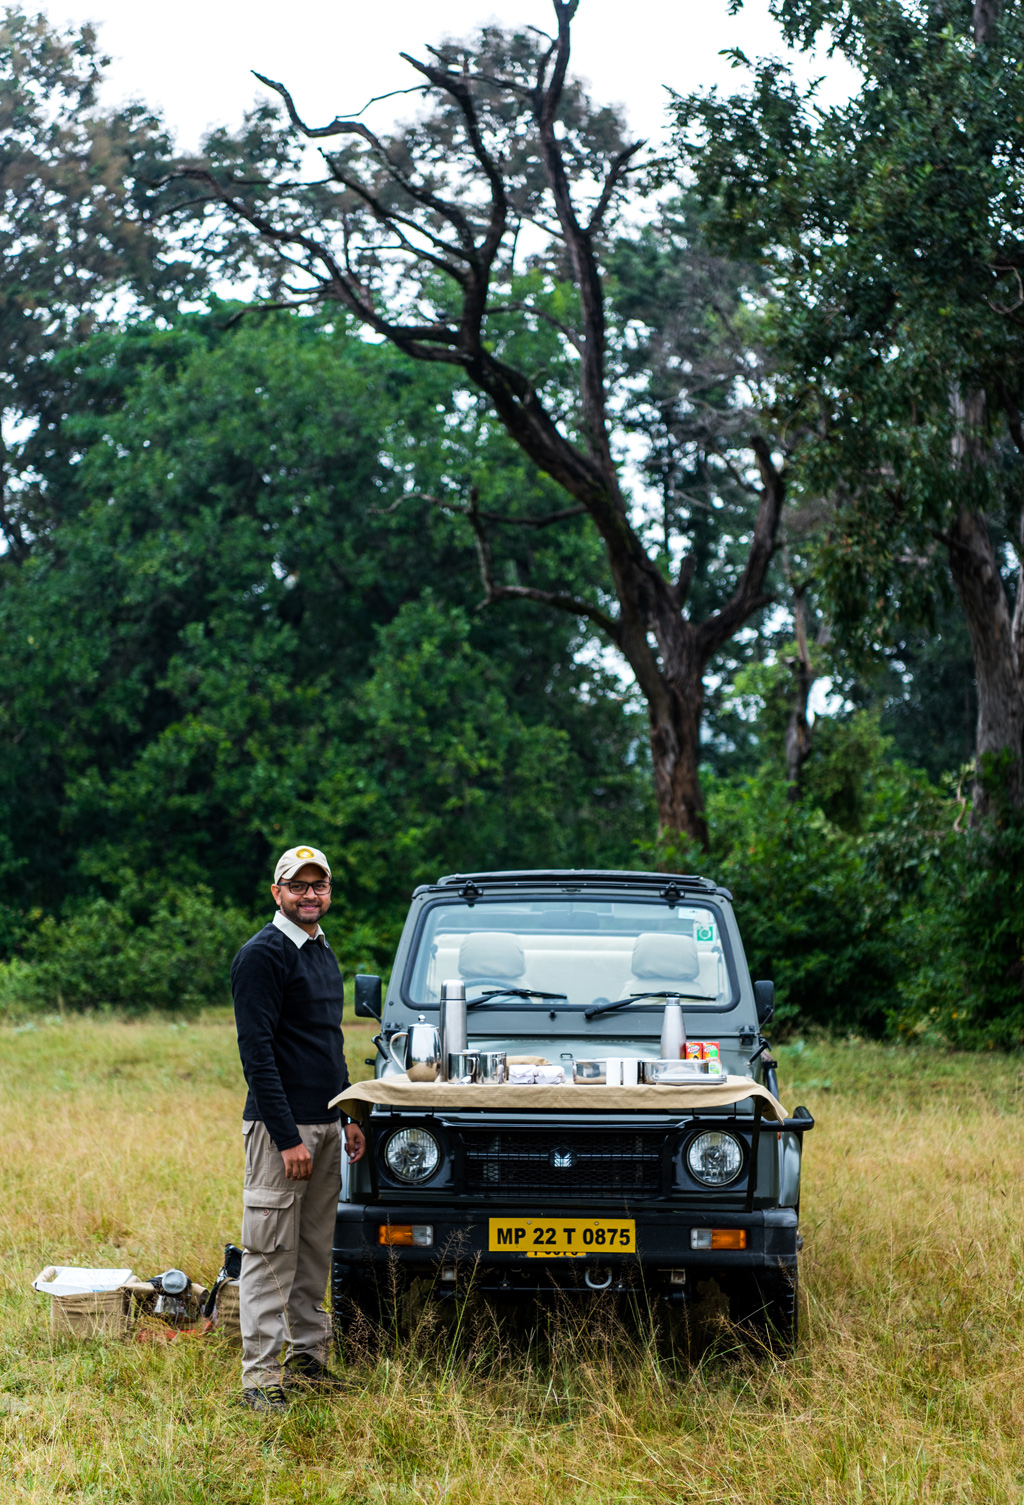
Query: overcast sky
48 0 856 151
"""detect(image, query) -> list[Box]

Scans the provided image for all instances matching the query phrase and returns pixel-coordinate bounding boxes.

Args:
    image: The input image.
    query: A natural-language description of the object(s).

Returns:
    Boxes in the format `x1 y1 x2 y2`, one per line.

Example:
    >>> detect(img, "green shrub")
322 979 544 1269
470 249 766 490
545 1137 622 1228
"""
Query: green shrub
895 817 1024 1047
3 888 403 1017
687 714 952 1036
0 958 47 1019
18 887 257 1012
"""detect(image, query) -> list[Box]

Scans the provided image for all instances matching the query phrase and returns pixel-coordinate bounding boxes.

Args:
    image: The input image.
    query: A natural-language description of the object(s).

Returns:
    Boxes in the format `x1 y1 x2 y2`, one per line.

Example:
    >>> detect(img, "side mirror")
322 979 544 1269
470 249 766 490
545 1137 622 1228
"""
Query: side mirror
353 974 382 1020
753 979 775 1028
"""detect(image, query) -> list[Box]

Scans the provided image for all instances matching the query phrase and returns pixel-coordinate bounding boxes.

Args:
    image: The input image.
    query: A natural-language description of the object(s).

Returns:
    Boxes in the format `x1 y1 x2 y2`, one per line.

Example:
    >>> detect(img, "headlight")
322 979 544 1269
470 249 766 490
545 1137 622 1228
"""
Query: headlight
686 1130 744 1187
384 1127 441 1183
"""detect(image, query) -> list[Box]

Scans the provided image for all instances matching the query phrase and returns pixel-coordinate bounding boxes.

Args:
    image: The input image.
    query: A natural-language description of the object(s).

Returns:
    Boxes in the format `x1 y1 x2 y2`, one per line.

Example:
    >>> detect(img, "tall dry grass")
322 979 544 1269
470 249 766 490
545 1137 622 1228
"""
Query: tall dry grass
1 1015 1023 1503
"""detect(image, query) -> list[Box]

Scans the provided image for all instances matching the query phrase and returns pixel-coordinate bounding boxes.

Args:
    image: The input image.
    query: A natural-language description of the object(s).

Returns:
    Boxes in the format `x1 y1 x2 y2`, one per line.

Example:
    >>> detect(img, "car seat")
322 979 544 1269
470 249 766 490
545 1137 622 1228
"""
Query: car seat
618 931 702 998
458 932 526 990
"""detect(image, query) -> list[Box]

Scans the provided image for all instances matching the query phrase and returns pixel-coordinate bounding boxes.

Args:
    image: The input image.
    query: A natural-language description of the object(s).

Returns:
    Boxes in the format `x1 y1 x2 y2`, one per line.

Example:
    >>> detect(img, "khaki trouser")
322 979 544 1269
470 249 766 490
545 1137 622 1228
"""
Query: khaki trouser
239 1118 343 1390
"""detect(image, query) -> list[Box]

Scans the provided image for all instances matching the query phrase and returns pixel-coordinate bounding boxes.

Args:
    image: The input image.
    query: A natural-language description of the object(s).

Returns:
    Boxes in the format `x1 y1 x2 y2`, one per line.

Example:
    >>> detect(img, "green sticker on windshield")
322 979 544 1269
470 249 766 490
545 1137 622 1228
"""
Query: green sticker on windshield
695 924 715 942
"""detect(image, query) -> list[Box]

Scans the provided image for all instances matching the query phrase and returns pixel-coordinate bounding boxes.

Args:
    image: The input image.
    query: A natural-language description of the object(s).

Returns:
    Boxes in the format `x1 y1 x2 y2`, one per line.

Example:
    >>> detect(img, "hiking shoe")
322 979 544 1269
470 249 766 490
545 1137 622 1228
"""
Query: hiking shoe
238 1385 289 1414
285 1353 345 1392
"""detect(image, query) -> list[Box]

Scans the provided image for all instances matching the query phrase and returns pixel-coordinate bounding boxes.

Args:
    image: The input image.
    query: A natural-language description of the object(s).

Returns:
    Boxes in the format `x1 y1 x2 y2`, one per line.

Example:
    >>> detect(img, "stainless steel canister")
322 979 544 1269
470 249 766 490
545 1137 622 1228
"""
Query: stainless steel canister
475 1050 507 1084
659 995 686 1059
439 979 467 1082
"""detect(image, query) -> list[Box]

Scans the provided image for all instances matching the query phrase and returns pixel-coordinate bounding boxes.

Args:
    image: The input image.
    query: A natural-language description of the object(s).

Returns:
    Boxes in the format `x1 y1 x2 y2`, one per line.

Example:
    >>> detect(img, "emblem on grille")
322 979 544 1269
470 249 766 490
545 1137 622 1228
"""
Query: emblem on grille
550 1147 575 1170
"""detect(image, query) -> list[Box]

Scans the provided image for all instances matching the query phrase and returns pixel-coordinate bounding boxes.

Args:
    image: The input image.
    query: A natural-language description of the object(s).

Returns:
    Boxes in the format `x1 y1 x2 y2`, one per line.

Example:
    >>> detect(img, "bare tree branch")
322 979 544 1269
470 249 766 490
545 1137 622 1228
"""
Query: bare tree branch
218 298 318 329
698 434 784 654
369 490 587 530
587 141 645 236
464 488 622 641
487 301 583 352
251 72 391 141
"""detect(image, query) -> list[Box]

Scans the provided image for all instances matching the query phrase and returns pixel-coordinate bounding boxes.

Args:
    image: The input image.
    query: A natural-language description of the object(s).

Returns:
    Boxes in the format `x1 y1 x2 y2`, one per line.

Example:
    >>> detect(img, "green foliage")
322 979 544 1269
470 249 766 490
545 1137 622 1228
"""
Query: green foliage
666 0 1022 804
0 307 649 983
857 602 978 782
897 815 1024 1048
677 704 1024 1046
2 887 253 1013
0 6 196 556
605 198 782 622
333 597 617 889
674 713 951 1034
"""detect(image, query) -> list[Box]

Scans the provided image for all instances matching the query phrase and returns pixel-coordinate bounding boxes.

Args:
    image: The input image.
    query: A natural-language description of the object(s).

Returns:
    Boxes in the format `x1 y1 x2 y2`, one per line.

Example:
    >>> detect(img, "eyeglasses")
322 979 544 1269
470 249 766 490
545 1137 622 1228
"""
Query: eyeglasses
280 880 332 896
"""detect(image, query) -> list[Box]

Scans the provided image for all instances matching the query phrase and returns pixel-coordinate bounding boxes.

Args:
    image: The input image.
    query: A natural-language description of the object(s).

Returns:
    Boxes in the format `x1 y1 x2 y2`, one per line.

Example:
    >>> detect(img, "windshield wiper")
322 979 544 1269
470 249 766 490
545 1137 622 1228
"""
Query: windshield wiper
584 989 717 1020
467 986 568 1011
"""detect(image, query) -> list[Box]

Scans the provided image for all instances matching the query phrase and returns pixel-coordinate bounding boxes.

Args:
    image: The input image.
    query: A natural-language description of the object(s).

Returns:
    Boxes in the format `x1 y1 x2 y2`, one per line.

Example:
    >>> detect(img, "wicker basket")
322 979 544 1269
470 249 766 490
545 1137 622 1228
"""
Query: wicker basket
49 1286 130 1339
214 1280 242 1344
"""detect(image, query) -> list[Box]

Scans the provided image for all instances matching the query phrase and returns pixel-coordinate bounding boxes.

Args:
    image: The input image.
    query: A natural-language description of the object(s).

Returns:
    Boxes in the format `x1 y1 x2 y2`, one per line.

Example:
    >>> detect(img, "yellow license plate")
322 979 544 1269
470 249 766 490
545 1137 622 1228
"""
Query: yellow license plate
488 1218 636 1258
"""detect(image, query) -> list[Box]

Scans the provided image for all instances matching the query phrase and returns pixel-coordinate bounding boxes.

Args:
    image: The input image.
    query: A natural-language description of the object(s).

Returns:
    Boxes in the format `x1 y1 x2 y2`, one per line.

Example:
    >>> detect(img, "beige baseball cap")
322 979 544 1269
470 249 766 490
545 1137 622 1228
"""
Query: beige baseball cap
274 845 332 883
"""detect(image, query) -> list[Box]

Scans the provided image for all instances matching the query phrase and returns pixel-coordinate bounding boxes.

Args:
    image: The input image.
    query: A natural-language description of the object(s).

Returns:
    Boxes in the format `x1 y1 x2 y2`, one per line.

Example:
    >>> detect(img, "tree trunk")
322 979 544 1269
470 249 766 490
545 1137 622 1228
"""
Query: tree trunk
973 0 1002 44
946 505 1024 818
784 587 815 797
647 669 709 852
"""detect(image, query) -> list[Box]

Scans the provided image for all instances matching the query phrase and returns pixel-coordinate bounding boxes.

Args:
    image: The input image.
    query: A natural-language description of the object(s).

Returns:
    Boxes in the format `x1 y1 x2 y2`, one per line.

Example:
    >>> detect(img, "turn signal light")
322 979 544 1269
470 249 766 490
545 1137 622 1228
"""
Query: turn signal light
378 1224 434 1247
690 1228 747 1250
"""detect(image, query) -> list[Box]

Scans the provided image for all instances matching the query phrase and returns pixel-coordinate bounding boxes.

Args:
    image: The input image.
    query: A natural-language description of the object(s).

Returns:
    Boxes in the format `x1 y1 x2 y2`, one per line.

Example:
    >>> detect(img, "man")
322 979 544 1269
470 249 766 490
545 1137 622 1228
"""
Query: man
231 844 365 1413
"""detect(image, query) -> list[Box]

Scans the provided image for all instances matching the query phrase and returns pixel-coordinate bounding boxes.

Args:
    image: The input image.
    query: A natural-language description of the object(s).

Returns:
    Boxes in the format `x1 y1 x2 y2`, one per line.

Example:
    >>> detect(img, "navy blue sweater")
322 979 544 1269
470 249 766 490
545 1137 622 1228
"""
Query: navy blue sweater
231 922 349 1150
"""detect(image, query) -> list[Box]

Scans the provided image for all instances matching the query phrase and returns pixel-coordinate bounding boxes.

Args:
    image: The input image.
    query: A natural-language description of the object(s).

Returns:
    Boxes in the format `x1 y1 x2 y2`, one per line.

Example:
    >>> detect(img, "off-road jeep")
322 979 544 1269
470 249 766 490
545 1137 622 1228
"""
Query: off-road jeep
331 869 813 1350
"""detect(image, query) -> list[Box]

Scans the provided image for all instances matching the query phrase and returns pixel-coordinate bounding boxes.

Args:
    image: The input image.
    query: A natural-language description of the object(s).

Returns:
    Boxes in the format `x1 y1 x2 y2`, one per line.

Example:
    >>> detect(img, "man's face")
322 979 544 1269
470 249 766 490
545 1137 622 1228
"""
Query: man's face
271 863 332 930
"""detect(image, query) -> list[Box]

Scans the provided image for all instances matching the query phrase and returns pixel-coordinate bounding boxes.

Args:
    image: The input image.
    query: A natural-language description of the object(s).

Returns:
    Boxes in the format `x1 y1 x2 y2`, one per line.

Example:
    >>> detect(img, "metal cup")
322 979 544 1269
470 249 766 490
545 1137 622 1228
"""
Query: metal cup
476 1050 507 1084
447 1050 479 1083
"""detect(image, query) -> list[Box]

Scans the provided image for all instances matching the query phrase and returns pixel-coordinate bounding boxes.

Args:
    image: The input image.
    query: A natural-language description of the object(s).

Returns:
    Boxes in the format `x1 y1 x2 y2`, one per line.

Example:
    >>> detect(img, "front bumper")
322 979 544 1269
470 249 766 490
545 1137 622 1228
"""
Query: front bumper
332 1202 799 1301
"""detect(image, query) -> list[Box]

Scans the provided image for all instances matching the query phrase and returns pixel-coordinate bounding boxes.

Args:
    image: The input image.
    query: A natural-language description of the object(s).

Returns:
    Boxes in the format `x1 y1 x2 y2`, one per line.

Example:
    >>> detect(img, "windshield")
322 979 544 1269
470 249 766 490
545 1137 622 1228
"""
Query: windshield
404 897 734 1011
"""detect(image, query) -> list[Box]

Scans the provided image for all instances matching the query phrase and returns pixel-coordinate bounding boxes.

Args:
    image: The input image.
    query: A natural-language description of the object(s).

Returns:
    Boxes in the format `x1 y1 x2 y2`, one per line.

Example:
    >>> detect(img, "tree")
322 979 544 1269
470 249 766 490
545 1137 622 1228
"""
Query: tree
0 309 646 933
0 6 193 561
671 0 1024 819
172 3 791 848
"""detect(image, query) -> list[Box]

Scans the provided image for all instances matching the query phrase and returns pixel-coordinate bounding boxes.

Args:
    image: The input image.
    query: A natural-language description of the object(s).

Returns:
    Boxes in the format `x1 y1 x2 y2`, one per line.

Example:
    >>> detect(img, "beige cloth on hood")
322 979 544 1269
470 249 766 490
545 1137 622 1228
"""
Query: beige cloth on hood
330 1073 787 1123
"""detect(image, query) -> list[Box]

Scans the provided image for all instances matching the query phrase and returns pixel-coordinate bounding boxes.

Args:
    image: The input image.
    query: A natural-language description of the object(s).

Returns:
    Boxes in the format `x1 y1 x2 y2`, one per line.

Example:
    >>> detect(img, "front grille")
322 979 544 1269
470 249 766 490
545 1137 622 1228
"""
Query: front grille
459 1128 666 1200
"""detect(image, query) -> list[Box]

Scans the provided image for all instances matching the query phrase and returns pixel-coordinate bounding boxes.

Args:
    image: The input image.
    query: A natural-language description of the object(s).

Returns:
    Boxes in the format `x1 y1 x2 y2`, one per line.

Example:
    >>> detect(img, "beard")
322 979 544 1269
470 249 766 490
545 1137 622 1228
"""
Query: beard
279 893 324 928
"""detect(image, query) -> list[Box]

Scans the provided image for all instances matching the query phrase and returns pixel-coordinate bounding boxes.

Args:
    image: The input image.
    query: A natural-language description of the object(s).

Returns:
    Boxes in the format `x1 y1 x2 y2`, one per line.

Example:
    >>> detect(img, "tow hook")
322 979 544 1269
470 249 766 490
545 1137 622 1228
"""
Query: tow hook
584 1267 613 1291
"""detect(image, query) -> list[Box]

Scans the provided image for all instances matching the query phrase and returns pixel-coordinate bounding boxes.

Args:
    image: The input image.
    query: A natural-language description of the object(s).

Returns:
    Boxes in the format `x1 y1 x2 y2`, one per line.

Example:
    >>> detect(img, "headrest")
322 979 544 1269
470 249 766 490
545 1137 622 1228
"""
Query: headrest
458 932 525 982
630 932 700 982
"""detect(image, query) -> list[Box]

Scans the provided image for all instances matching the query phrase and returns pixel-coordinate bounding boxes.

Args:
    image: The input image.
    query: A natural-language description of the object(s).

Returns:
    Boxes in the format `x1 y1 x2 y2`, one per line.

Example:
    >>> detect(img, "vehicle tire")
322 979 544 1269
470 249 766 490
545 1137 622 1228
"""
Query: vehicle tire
729 1271 798 1355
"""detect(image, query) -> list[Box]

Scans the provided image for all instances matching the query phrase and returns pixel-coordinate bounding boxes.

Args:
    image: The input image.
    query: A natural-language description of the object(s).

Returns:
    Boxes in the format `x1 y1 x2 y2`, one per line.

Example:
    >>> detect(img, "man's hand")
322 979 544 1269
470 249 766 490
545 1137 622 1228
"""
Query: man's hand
344 1123 366 1163
281 1142 314 1180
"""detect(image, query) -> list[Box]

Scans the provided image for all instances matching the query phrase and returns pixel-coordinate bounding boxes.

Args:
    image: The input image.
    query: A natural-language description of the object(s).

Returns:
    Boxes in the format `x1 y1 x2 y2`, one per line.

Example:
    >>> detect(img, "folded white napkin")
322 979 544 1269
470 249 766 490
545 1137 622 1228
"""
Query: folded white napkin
535 1065 565 1085
32 1266 134 1296
508 1065 537 1085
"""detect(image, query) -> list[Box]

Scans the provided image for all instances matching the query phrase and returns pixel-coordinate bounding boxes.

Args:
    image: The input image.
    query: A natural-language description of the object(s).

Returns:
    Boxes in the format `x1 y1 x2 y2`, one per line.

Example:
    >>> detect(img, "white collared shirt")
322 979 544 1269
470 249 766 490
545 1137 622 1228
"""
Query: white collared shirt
272 909 328 950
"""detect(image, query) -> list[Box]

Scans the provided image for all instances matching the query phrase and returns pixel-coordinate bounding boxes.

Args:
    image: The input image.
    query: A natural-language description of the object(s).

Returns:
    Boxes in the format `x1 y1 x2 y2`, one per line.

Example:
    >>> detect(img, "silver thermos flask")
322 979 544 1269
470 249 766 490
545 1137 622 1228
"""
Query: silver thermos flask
439 979 467 1082
660 995 686 1059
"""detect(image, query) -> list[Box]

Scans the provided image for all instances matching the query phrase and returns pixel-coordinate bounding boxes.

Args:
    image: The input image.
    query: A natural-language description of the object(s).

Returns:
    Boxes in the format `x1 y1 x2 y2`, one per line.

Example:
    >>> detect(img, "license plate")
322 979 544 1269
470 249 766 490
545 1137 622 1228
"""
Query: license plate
488 1218 636 1258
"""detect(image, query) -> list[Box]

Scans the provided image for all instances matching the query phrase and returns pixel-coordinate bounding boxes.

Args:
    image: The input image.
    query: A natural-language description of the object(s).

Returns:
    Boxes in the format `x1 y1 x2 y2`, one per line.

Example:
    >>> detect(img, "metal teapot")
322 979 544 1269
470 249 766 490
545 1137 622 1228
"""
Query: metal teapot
389 1015 442 1081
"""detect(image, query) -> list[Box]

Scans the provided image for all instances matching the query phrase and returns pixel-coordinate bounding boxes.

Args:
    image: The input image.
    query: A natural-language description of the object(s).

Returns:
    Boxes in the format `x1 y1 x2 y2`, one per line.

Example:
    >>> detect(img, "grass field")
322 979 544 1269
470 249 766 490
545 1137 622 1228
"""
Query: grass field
2 1014 1024 1503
